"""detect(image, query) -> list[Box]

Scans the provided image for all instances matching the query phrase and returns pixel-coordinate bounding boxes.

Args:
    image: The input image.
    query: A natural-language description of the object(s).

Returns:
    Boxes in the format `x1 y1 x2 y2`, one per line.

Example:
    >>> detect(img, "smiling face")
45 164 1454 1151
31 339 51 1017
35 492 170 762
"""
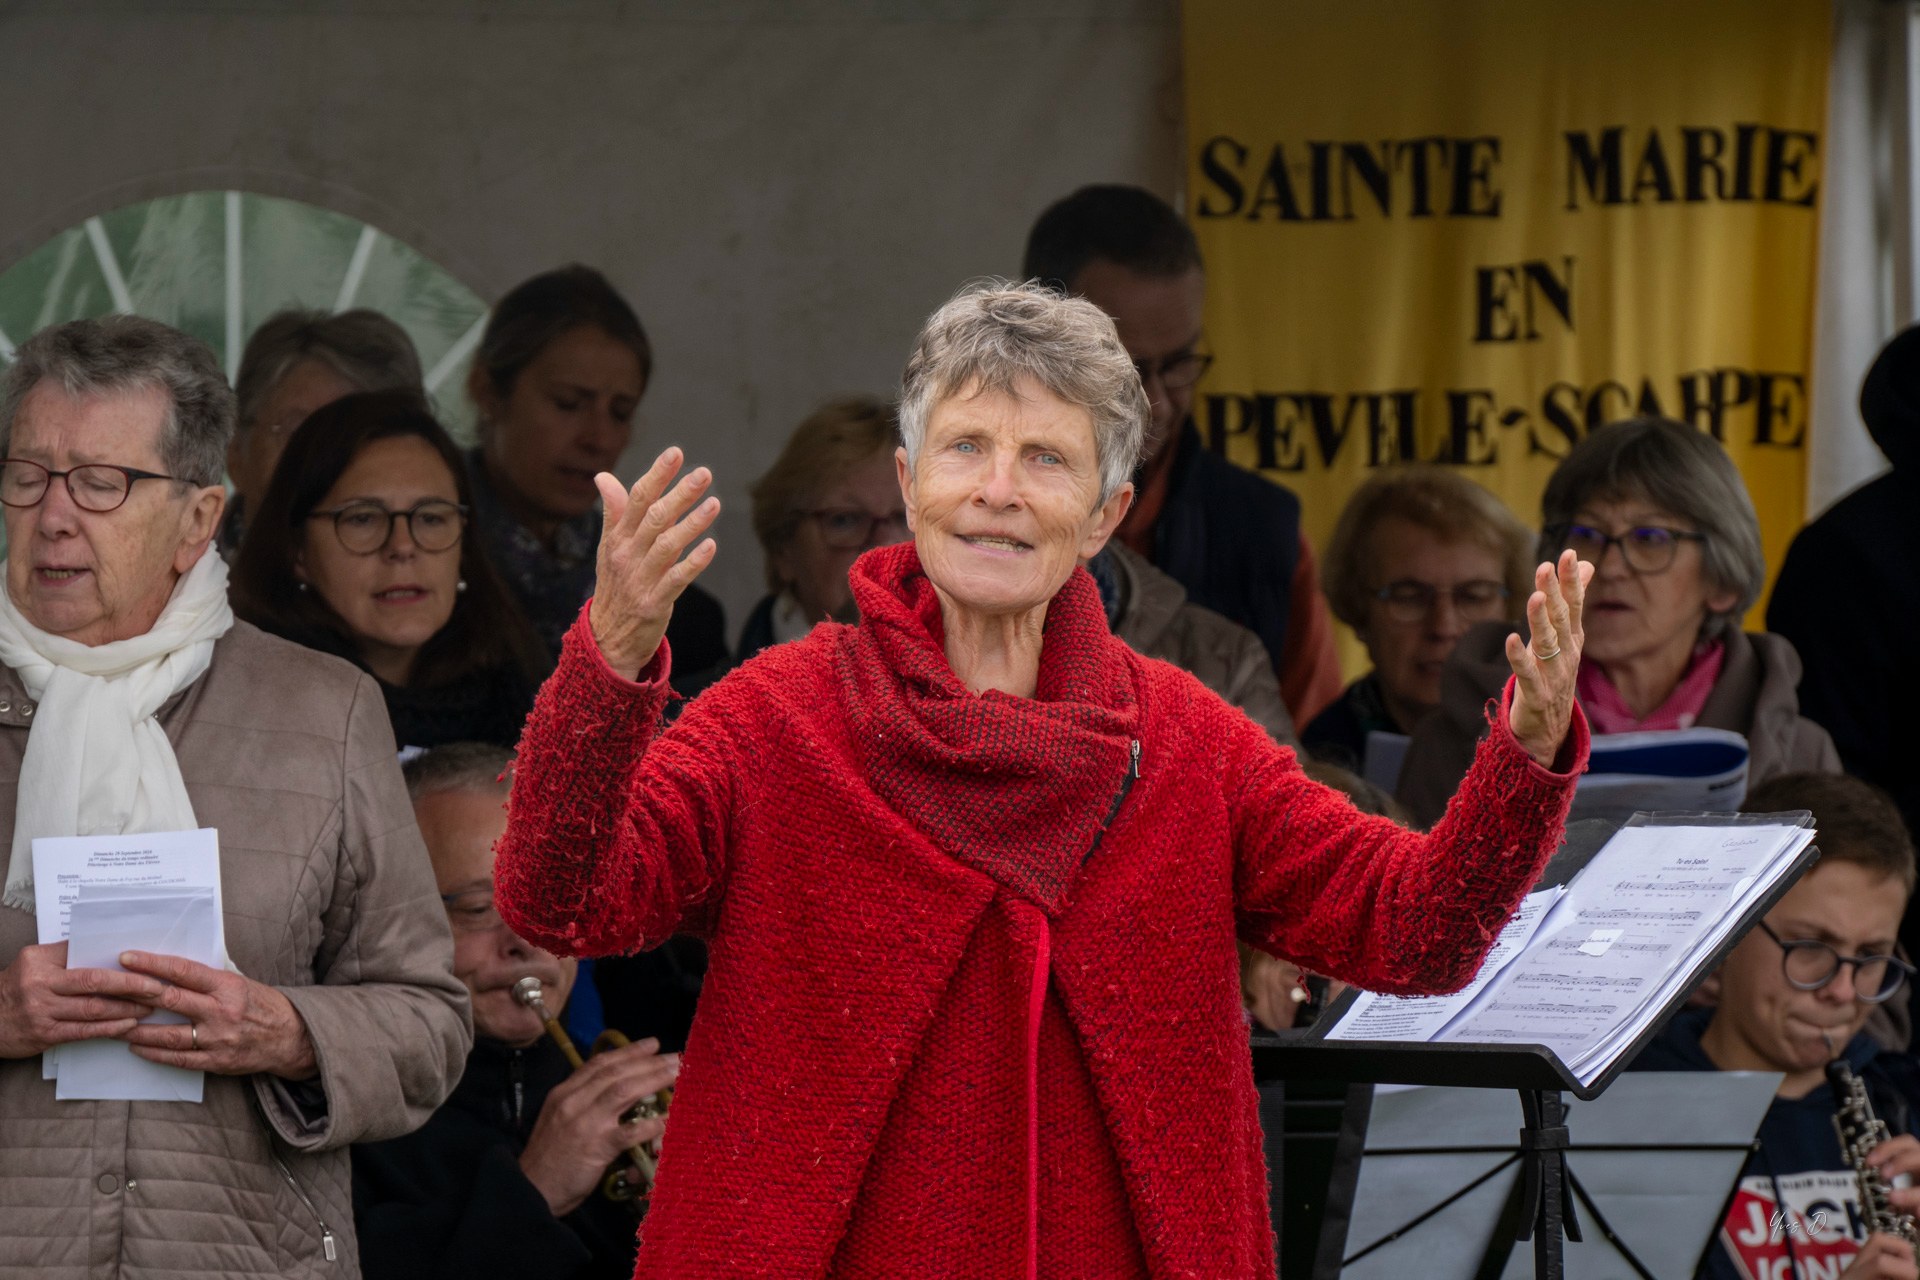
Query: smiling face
3 382 225 645
1070 260 1205 468
298 435 464 686
473 324 643 530
773 447 909 624
900 380 1131 621
414 785 574 1048
1357 517 1511 723
1704 860 1907 1094
1569 495 1737 673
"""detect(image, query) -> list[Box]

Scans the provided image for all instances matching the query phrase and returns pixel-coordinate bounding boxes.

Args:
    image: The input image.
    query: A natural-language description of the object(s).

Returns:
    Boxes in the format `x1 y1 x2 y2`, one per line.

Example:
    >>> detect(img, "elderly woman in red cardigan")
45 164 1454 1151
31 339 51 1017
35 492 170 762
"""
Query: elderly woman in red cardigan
494 282 1594 1279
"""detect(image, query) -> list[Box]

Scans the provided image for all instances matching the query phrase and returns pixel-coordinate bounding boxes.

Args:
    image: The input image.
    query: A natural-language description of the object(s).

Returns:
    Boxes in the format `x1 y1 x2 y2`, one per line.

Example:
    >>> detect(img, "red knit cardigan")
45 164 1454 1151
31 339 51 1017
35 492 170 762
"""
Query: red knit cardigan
495 544 1587 1280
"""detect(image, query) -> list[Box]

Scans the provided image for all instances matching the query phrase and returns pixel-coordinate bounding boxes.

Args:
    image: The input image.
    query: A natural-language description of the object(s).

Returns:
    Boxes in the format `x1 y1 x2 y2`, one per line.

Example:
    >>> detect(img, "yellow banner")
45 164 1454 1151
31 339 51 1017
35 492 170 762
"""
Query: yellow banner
1183 0 1830 671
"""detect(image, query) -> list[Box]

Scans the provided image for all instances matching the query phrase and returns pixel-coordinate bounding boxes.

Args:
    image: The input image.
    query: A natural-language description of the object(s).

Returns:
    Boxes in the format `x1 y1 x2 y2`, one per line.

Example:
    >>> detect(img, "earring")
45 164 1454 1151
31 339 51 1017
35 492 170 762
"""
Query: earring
456 580 468 593
296 581 309 593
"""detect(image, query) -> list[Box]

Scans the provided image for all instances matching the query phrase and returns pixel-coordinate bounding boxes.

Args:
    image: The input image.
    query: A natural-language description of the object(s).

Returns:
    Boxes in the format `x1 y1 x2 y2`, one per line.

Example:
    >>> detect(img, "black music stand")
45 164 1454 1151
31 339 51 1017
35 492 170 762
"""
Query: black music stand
1253 815 1820 1280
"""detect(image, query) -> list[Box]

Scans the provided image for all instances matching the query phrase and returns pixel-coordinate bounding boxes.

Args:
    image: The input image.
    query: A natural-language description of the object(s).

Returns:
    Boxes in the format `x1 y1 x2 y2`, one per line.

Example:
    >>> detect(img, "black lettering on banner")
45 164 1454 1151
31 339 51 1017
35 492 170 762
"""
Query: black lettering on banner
1201 370 1805 475
1449 137 1503 217
1436 390 1500 465
1764 130 1820 205
1683 127 1728 200
1265 395 1308 470
1563 124 1820 208
1247 146 1305 221
1631 132 1678 203
1565 128 1625 209
1196 136 1249 217
1678 368 1755 442
1309 142 1338 221
1474 257 1576 343
1732 123 1761 200
1754 373 1807 446
1340 142 1394 218
1536 384 1585 458
1395 137 1450 217
1369 391 1420 465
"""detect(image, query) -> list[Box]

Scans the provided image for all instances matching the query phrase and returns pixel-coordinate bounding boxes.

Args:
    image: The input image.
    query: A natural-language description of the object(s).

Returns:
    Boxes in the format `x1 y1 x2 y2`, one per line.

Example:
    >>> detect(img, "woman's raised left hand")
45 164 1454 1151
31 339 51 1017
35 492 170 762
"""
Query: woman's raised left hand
1505 549 1593 768
113 951 319 1081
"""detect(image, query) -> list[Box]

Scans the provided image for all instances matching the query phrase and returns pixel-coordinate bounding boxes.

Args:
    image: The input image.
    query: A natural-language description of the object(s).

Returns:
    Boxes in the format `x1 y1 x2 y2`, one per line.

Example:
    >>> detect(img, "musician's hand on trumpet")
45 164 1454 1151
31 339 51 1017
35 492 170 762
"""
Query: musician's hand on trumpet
519 1035 680 1218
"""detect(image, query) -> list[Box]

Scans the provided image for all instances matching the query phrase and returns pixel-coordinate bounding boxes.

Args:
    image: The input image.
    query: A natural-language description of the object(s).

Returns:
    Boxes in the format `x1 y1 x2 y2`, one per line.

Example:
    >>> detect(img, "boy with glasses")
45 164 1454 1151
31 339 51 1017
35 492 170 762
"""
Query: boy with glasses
1633 772 1920 1280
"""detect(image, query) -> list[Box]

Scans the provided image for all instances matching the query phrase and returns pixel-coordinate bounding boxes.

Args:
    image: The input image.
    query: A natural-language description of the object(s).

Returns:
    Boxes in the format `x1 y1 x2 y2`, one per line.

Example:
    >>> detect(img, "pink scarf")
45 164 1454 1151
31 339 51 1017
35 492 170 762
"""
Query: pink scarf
1577 640 1726 735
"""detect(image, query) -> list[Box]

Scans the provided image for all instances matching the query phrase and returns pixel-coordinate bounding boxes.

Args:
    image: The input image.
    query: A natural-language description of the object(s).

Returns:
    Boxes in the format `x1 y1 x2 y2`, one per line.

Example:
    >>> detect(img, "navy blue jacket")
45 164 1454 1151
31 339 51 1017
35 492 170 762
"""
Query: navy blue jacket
1150 422 1304 678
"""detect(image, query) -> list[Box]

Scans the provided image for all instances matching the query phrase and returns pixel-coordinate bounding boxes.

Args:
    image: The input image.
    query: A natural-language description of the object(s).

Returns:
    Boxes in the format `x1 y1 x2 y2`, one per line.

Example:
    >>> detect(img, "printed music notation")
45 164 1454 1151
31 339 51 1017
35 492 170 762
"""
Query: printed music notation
1327 818 1817 1086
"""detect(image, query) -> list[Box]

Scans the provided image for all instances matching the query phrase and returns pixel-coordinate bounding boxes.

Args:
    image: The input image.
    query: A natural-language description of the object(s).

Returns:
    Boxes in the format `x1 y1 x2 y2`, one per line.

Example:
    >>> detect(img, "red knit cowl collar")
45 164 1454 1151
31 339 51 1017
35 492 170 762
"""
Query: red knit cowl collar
836 542 1141 913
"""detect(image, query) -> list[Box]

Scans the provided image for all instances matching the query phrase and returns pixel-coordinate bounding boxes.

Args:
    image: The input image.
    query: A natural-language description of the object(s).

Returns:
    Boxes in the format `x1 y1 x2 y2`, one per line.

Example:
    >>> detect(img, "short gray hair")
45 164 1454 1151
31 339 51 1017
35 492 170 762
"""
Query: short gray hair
0 316 235 487
235 308 423 433
1540 416 1766 637
404 741 514 802
898 280 1147 505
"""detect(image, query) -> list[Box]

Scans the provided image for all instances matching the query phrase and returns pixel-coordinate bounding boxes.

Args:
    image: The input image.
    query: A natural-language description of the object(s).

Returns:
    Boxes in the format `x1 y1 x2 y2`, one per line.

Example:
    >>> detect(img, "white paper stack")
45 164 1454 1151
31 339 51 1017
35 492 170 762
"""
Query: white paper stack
31 829 227 1102
1324 818 1816 1088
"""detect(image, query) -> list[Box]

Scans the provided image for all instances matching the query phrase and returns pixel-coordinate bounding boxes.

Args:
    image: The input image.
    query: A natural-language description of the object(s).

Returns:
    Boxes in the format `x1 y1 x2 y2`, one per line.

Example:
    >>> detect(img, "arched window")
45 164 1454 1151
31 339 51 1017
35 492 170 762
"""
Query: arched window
0 191 487 434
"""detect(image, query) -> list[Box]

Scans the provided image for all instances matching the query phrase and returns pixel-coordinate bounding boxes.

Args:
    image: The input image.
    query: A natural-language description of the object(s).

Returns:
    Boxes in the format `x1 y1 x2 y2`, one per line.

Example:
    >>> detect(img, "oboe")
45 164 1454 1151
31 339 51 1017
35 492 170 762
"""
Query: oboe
1827 1060 1919 1246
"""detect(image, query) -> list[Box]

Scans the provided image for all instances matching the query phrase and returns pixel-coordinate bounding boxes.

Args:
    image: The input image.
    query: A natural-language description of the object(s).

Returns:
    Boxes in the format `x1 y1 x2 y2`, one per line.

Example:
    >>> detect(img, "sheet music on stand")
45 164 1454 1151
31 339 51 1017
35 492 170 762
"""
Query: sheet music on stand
1260 813 1820 1280
1325 811 1815 1088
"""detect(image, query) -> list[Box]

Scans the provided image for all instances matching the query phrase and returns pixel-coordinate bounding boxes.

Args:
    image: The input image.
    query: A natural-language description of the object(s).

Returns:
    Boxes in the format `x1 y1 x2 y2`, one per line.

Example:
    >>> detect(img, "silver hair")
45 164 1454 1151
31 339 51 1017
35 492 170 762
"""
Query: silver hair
403 741 514 802
0 316 235 487
1539 416 1767 637
898 280 1147 505
235 308 424 433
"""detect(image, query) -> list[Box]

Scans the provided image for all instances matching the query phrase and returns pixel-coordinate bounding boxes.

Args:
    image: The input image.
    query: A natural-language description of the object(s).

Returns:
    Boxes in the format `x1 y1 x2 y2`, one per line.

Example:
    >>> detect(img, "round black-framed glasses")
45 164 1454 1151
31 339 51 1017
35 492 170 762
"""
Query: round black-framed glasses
308 499 468 555
1758 920 1914 1004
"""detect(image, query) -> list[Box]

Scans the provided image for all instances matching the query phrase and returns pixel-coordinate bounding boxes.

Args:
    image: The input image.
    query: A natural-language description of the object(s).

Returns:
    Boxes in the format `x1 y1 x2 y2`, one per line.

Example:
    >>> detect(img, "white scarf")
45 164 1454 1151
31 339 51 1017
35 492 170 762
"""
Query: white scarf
0 550 234 913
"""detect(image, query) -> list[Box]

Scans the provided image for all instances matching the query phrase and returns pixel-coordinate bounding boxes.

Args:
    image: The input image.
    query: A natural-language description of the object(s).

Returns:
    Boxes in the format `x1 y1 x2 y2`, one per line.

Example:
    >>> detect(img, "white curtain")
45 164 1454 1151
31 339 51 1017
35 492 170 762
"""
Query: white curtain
1809 0 1916 515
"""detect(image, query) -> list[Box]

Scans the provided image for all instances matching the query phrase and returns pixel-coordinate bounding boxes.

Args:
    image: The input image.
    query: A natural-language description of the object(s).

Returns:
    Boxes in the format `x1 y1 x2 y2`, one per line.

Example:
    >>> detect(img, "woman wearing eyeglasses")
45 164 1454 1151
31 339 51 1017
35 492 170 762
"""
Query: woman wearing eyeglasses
716 396 910 671
1398 416 1839 828
232 392 549 752
1306 466 1535 780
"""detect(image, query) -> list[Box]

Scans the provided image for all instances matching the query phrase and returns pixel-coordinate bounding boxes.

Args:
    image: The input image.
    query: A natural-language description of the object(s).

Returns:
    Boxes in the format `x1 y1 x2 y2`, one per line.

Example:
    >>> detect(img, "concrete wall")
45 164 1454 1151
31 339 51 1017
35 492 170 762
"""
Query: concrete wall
0 0 1182 634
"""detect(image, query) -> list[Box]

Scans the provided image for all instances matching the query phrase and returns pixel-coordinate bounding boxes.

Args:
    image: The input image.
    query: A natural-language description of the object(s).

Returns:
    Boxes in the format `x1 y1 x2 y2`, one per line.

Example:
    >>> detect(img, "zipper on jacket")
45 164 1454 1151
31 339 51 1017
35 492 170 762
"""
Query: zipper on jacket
269 1150 338 1263
1083 740 1142 866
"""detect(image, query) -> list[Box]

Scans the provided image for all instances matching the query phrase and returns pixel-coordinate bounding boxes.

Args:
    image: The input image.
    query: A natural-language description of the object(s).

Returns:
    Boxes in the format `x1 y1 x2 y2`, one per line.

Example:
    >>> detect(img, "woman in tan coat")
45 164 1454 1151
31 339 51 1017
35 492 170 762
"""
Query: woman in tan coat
0 317 470 1279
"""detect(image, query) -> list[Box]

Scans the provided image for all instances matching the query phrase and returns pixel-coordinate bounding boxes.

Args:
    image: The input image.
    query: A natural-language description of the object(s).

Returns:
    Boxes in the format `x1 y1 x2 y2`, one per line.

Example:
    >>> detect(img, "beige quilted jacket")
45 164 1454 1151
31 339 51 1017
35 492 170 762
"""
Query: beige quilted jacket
1104 542 1299 748
0 621 472 1280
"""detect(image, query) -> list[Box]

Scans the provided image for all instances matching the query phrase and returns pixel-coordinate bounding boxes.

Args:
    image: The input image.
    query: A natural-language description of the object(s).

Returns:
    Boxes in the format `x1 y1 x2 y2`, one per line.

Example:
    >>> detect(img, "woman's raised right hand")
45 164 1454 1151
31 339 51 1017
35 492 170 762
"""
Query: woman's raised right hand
588 448 720 680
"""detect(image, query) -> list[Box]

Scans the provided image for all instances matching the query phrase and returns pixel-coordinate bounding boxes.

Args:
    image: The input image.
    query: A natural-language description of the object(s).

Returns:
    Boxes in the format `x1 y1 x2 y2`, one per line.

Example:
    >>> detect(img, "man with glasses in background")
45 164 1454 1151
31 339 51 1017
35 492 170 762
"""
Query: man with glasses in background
1633 771 1920 1280
1023 185 1346 727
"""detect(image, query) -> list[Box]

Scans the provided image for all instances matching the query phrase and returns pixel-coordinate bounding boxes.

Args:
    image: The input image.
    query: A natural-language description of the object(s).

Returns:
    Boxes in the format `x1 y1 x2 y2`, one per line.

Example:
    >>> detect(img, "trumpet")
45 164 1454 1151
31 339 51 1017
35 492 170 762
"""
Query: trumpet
512 975 672 1203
